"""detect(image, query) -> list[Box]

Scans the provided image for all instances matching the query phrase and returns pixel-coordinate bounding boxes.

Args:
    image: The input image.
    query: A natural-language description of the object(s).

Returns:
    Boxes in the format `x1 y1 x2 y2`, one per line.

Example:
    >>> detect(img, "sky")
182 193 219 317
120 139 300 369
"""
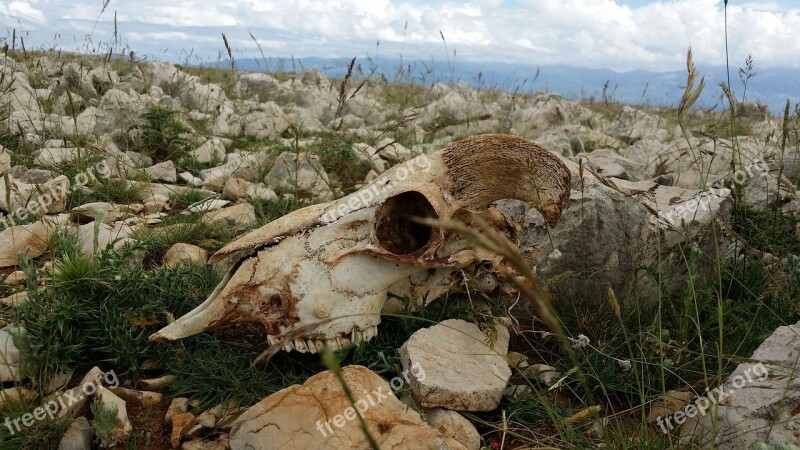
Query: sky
0 0 798 72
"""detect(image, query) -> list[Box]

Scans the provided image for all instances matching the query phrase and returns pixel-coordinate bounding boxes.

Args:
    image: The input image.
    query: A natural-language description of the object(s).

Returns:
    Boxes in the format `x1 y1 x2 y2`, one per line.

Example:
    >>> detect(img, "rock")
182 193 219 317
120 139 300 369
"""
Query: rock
574 149 647 181
0 290 28 306
0 175 70 216
522 364 561 387
70 202 139 224
352 143 387 173
647 390 695 424
165 397 190 423
0 145 10 175
0 386 36 411
199 162 260 192
399 319 511 411
182 437 229 450
243 102 290 139
187 198 230 212
171 412 197 448
744 172 796 210
94 386 133 445
108 387 163 408
76 221 140 256
498 176 734 307
191 138 226 163
375 138 413 163
245 183 278 201
202 203 256 232
145 161 178 183
425 408 481 450
125 151 153 168
680 319 800 448
179 171 205 188
509 93 598 139
0 327 22 382
229 365 449 449
94 88 147 135
163 243 208 268
138 375 176 391
264 151 334 200
57 416 94 450
603 106 673 142
3 270 27 285
0 221 52 268
196 410 217 429
33 147 80 166
56 367 106 419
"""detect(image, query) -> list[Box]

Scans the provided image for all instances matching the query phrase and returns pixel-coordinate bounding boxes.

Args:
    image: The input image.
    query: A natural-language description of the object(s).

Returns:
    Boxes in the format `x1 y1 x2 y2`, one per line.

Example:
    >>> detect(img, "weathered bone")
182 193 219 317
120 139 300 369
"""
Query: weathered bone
149 134 571 352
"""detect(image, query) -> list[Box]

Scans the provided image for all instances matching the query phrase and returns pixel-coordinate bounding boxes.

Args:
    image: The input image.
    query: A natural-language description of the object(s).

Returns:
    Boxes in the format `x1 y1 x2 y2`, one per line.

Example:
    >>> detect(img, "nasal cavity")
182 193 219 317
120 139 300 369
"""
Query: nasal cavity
374 191 437 255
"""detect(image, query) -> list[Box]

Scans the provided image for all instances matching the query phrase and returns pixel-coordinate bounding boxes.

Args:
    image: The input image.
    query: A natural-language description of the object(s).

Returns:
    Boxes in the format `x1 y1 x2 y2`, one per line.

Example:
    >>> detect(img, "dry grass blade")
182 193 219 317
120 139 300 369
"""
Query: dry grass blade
250 318 333 366
415 214 563 335
678 48 706 118
607 286 621 320
222 32 234 72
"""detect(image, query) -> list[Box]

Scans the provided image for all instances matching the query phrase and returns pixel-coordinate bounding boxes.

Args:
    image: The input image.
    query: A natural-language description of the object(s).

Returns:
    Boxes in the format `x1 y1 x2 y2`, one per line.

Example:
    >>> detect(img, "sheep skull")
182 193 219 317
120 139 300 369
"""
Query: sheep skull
149 134 571 353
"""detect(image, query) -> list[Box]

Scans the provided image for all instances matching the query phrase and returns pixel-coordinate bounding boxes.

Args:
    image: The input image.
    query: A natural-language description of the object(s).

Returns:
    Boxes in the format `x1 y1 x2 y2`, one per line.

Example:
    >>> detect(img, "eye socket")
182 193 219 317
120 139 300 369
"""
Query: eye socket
374 191 438 255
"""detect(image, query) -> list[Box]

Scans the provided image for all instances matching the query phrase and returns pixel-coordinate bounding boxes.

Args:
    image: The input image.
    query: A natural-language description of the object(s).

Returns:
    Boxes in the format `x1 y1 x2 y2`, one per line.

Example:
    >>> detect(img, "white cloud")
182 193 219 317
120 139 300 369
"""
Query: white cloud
1 0 47 27
0 0 797 71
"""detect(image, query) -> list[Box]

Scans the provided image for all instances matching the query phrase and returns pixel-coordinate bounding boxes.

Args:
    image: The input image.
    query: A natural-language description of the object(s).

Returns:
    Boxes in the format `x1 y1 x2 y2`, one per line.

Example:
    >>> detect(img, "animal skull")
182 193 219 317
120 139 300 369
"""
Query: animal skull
149 134 570 353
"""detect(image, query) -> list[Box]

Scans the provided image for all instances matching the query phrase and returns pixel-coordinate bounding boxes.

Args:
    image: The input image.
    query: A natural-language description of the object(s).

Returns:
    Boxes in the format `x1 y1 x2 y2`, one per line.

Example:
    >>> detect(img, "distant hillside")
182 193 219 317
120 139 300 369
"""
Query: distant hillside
207 56 799 115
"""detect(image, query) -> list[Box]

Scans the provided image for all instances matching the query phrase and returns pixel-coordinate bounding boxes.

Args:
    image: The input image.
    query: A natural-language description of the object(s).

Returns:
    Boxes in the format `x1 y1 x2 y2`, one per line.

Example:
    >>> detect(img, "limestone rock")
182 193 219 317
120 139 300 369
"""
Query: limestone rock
94 386 133 444
229 365 449 450
145 161 178 183
163 243 208 268
192 138 226 163
0 221 52 268
680 319 800 448
58 416 94 450
425 408 481 450
264 151 334 200
399 319 511 411
0 327 22 382
202 203 256 232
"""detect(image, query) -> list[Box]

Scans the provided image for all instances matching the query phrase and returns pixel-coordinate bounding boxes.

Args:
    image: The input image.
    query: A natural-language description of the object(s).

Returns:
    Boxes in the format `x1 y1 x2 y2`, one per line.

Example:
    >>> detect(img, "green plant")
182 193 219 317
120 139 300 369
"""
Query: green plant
132 105 190 162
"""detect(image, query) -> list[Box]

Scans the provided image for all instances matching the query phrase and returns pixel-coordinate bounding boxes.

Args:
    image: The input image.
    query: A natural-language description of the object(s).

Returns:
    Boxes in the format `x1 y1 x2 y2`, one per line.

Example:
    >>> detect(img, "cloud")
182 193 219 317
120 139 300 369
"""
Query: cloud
0 0 797 71
0 1 47 27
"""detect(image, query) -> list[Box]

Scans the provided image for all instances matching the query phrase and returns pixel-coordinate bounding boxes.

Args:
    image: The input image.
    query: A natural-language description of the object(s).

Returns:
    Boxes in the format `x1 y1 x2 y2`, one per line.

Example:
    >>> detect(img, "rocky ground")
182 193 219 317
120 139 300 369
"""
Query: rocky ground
0 50 798 449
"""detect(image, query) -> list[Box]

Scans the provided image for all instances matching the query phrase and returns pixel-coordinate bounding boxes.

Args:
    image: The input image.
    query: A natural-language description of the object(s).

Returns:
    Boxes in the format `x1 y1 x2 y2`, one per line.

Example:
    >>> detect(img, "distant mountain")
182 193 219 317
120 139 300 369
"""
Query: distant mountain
203 56 799 116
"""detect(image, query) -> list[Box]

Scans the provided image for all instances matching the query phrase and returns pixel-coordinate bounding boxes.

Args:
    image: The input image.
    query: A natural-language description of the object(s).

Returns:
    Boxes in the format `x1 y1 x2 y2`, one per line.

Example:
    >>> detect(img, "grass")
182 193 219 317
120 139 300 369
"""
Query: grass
0 21 798 450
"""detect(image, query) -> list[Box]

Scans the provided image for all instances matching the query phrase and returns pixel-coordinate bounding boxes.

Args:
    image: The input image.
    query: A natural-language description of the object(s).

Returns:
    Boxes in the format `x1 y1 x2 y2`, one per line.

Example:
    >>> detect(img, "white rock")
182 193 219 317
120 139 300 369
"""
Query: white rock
425 408 481 450
0 221 52 268
192 138 226 163
399 319 511 411
265 152 334 200
680 319 800 449
57 416 93 450
0 327 21 382
202 203 256 232
163 243 208 268
179 171 206 188
229 365 448 450
145 160 178 183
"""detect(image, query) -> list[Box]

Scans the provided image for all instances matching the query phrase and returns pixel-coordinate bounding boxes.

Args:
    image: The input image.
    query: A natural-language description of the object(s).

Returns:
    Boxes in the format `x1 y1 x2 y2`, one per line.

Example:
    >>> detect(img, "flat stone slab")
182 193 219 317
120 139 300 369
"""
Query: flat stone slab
399 319 510 411
229 365 448 450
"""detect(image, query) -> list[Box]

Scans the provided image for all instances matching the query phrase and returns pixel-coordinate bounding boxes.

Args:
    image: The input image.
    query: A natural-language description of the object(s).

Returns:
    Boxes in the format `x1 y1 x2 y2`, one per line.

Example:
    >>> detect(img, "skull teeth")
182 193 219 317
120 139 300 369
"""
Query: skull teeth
265 326 379 354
